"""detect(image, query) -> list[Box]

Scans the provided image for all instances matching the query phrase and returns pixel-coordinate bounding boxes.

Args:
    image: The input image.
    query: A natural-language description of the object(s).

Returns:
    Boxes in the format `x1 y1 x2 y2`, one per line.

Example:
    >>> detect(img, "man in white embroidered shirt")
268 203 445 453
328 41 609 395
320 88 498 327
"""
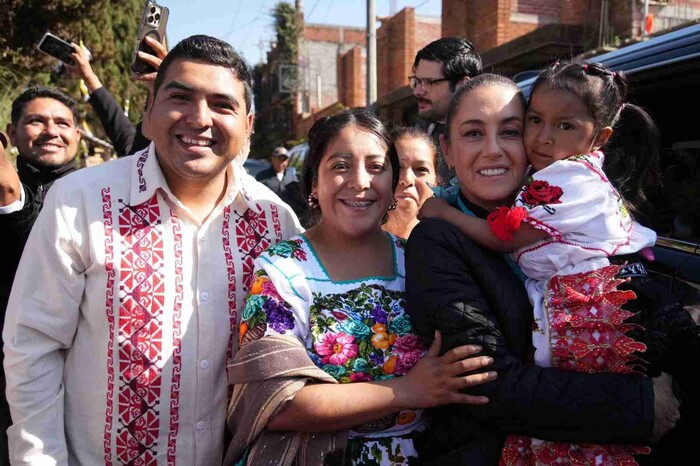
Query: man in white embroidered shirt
3 35 302 465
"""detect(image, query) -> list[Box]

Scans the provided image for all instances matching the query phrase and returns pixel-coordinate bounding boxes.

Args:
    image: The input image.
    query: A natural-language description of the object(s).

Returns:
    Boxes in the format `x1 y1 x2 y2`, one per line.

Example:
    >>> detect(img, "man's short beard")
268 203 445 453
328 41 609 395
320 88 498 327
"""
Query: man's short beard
418 108 442 123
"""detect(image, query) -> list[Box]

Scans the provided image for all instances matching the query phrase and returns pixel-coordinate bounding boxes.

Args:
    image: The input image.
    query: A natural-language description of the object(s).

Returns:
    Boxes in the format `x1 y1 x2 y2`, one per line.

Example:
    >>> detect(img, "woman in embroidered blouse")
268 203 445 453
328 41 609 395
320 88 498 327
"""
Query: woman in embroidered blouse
382 127 438 239
224 109 496 466
404 73 698 465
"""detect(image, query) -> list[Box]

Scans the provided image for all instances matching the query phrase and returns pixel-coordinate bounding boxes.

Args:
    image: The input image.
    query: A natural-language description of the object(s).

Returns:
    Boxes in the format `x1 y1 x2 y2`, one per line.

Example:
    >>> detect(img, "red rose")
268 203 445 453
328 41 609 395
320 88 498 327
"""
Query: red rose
487 206 528 242
520 180 563 206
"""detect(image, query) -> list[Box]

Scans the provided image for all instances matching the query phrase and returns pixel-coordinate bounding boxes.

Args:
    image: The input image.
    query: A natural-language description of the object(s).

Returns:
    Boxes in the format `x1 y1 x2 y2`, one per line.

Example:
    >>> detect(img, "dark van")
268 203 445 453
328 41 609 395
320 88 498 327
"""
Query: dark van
516 23 700 318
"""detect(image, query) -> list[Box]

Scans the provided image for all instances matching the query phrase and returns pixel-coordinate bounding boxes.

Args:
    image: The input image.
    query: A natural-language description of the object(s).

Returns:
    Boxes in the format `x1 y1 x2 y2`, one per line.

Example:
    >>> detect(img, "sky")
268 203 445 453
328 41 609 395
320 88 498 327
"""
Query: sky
165 0 441 66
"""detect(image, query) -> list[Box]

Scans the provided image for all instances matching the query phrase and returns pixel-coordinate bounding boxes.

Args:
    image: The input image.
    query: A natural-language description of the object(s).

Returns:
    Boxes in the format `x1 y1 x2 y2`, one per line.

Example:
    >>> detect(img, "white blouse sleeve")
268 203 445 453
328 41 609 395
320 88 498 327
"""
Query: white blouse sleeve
239 242 313 346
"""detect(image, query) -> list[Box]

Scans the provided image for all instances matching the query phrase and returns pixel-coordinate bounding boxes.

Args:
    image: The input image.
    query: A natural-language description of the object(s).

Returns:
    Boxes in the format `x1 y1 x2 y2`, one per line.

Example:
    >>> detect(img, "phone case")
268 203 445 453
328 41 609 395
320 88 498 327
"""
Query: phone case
131 1 169 74
37 32 75 66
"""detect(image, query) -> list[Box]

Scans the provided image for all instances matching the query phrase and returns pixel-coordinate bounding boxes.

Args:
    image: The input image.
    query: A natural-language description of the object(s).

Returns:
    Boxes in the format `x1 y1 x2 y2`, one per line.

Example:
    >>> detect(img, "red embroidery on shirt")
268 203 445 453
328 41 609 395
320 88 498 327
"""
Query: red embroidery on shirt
115 194 164 466
229 207 272 358
102 188 116 465
167 215 183 465
270 204 282 242
236 206 272 292
136 151 148 193
222 205 237 363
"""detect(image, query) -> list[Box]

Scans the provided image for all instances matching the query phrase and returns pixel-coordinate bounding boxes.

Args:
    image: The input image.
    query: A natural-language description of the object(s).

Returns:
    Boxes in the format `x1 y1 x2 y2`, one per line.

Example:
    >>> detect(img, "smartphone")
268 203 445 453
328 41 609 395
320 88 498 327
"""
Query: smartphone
37 32 75 66
131 1 169 75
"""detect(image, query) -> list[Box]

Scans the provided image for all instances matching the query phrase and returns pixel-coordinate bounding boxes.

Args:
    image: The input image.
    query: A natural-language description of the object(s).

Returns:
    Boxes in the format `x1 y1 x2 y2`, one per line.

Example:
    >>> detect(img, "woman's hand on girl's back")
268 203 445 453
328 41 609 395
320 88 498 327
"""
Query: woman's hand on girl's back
395 330 495 409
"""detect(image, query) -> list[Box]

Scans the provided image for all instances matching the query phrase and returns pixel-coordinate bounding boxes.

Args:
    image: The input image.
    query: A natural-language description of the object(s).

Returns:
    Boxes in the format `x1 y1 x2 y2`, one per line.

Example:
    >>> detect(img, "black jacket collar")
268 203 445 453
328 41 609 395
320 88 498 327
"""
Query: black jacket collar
17 156 78 190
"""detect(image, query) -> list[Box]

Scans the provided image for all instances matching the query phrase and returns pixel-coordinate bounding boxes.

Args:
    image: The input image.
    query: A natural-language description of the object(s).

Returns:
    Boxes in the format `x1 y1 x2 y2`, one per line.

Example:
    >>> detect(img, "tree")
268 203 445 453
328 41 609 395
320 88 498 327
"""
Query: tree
251 1 301 159
0 0 147 142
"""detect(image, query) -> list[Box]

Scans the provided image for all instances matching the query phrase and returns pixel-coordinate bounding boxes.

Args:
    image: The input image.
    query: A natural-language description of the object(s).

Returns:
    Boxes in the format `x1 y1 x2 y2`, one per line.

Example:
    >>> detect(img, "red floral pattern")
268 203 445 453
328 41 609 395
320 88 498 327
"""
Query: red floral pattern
520 180 563 207
500 265 649 465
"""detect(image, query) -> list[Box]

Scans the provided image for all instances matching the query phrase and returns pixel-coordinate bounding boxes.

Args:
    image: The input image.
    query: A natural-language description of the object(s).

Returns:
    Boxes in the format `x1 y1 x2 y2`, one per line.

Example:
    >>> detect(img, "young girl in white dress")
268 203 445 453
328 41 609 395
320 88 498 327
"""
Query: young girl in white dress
422 63 662 465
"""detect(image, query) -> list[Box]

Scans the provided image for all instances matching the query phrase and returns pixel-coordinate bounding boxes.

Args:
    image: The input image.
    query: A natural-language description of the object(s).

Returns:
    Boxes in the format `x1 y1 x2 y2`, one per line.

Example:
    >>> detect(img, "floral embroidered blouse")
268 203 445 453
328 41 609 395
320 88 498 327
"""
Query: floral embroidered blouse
503 151 657 280
239 233 428 465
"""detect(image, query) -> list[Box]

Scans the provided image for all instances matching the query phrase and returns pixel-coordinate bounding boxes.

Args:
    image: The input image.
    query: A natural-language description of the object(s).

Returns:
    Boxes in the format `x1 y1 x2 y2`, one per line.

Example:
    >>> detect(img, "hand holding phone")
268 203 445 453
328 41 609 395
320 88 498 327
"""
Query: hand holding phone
131 1 169 75
37 32 76 66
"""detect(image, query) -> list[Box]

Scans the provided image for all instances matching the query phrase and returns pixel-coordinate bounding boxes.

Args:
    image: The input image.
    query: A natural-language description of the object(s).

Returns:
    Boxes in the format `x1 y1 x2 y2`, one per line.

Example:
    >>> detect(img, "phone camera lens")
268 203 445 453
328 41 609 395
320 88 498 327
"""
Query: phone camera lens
148 15 154 23
155 13 161 21
150 6 156 13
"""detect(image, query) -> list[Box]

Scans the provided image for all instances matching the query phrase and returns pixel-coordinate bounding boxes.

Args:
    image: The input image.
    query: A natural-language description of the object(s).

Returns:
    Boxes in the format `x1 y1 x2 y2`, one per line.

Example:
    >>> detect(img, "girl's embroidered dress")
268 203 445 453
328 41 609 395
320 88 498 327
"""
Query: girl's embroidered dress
488 152 657 466
239 233 427 465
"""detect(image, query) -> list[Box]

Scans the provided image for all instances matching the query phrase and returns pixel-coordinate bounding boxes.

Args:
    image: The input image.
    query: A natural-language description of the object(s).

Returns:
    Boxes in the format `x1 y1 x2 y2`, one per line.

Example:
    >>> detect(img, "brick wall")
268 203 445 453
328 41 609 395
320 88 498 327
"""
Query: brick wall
303 24 366 46
442 0 469 38
517 0 559 18
338 46 366 108
293 102 347 139
299 24 367 113
377 8 441 99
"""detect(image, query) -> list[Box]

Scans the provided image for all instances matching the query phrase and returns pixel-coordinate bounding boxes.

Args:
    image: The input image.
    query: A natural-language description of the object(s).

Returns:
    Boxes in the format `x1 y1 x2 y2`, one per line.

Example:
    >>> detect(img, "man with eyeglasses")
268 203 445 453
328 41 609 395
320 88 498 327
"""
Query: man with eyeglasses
410 37 482 183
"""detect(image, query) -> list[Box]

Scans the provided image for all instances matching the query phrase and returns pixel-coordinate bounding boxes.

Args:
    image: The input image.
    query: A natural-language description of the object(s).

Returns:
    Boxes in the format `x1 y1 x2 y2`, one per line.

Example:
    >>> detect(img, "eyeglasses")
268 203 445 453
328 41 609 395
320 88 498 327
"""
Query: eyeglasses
408 75 450 90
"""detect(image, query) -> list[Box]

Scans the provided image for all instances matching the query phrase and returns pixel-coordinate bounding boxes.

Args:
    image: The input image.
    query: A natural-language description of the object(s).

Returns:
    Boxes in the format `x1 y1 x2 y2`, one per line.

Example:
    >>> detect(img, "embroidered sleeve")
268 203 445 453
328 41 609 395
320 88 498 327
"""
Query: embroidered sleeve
239 240 312 347
239 269 300 346
514 157 615 240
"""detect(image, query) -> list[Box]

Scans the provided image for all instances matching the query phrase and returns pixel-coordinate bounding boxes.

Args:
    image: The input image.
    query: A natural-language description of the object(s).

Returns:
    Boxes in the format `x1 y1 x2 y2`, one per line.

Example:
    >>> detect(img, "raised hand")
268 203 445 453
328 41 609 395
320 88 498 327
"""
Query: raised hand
132 35 168 94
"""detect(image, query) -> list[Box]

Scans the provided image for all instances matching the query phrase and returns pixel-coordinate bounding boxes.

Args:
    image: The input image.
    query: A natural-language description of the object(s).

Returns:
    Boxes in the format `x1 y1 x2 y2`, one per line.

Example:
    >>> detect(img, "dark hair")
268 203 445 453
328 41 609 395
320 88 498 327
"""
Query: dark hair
445 73 527 141
531 60 659 216
153 35 254 113
301 109 398 223
11 86 78 125
389 127 440 183
413 37 482 90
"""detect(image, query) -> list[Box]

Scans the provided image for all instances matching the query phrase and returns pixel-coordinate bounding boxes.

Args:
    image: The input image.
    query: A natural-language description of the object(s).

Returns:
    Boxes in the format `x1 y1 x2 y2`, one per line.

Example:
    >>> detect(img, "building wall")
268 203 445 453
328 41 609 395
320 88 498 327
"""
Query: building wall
298 24 367 113
442 0 565 51
377 8 441 99
303 25 366 45
338 46 366 108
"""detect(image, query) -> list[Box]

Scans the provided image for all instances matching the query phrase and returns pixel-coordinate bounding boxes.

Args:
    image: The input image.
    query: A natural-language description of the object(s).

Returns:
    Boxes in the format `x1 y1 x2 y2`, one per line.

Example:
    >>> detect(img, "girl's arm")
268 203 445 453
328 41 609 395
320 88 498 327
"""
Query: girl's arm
266 331 496 432
419 197 547 252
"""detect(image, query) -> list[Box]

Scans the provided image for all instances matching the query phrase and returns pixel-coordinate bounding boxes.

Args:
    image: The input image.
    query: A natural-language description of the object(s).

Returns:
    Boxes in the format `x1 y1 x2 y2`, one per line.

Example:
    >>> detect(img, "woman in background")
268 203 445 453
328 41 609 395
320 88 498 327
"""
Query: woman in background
383 128 438 239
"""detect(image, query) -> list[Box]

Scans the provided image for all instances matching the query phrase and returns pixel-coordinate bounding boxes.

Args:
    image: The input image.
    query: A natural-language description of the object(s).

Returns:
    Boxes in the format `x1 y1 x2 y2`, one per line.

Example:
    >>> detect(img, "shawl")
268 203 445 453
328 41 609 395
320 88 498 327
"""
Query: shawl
224 334 348 466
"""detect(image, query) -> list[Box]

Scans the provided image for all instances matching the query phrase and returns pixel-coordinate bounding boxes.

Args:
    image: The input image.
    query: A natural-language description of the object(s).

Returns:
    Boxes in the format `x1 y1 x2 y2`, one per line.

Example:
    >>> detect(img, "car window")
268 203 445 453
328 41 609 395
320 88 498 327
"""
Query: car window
287 144 308 171
628 59 700 243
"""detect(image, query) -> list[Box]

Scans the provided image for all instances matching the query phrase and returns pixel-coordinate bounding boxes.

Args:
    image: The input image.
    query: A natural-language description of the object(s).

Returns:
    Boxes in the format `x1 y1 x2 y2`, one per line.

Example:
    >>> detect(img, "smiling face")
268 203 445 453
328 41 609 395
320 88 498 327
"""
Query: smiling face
443 83 528 210
7 97 80 167
314 124 394 240
524 84 611 171
143 58 253 192
412 59 453 123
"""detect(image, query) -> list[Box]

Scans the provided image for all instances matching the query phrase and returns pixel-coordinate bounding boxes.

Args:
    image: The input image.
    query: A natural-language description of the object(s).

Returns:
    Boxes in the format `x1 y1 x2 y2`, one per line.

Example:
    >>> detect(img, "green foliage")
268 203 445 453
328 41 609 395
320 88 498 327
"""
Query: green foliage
0 0 148 144
272 2 300 65
251 2 302 158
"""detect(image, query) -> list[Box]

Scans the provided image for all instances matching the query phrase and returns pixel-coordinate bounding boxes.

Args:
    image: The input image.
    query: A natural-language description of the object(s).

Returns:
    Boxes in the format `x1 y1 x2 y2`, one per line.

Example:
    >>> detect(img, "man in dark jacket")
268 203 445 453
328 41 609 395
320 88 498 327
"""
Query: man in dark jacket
0 85 82 464
256 146 307 220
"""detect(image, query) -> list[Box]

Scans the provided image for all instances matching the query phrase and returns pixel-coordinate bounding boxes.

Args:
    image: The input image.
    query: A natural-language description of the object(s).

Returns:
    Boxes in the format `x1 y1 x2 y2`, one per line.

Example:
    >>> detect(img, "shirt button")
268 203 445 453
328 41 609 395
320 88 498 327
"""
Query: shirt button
200 359 209 369
201 292 209 301
196 421 206 431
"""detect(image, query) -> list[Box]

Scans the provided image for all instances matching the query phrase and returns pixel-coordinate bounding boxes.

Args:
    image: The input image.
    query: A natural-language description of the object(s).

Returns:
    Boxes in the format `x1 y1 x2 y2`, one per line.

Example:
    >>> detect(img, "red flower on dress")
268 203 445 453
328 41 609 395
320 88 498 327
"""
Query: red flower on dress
487 206 528 242
520 180 563 206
